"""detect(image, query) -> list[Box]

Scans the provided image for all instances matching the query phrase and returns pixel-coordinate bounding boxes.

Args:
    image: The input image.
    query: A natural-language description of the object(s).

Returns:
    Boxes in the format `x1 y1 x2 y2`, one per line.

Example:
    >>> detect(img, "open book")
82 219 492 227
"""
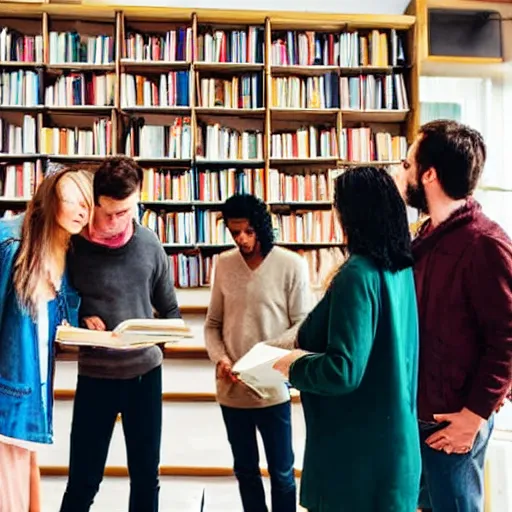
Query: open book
55 318 193 350
232 343 290 398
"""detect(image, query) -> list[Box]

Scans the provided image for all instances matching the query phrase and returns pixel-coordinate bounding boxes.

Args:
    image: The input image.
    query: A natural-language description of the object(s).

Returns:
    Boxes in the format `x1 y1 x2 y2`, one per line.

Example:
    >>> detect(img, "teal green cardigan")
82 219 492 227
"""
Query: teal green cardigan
289 254 421 512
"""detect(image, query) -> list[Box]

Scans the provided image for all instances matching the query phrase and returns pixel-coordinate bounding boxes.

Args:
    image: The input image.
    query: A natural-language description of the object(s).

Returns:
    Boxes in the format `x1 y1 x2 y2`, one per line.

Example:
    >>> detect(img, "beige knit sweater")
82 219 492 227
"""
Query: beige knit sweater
204 246 312 408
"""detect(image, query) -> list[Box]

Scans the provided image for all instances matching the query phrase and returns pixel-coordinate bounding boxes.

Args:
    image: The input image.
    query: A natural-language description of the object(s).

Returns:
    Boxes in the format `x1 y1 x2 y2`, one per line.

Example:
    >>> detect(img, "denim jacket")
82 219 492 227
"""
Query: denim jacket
0 215 80 444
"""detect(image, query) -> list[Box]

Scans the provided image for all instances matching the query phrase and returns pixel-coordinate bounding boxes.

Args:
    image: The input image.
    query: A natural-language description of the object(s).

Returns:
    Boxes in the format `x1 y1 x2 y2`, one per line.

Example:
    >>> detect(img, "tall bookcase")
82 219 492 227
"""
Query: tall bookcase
0 3 418 294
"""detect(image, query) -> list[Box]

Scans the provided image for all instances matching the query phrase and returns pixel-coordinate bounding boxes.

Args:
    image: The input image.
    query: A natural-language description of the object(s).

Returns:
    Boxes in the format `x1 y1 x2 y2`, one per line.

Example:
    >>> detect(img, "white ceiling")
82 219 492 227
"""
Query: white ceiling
118 0 412 15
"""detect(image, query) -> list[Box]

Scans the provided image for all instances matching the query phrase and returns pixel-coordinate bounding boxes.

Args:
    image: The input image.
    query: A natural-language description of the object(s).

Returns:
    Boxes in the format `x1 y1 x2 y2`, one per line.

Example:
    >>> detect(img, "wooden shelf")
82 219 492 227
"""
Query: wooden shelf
270 108 339 121
46 105 115 116
278 241 343 248
0 153 43 161
121 106 191 115
340 65 409 75
195 107 265 118
46 63 116 72
341 109 409 123
162 243 196 250
133 157 192 166
120 59 190 72
0 105 44 112
339 160 402 167
271 65 339 76
269 201 333 209
270 157 338 166
0 61 43 69
45 154 111 162
141 200 225 208
194 62 264 72
195 158 265 167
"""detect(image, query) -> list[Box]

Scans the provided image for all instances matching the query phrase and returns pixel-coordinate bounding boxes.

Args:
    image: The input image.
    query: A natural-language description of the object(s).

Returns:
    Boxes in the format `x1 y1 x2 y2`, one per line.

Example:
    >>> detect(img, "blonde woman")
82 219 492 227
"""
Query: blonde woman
0 168 93 512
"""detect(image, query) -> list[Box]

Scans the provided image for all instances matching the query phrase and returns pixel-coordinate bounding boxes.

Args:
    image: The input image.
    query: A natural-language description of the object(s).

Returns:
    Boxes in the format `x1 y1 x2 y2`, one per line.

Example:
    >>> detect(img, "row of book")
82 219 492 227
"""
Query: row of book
0 69 408 111
0 28 43 63
1 113 408 162
141 207 343 245
0 70 40 106
141 167 265 202
48 32 114 65
45 73 115 107
168 246 344 289
339 30 405 68
197 74 263 109
340 128 407 162
197 27 264 64
1 115 408 162
268 168 341 203
340 74 408 111
40 119 112 156
271 29 406 67
121 72 190 108
196 124 264 161
0 115 37 154
124 28 193 62
271 74 340 109
1 25 406 68
124 117 192 159
272 210 343 244
0 163 341 205
271 127 338 159
0 161 43 199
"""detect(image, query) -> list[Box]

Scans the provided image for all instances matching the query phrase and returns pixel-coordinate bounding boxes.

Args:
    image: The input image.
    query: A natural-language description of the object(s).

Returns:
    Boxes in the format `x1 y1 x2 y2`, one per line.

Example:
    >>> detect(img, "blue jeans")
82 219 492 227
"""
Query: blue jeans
221 402 296 512
418 415 494 512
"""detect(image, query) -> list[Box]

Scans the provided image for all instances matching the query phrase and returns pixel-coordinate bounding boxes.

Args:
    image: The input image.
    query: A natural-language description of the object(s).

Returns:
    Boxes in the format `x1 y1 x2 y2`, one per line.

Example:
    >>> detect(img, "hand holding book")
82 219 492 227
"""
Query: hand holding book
55 318 193 350
273 349 310 379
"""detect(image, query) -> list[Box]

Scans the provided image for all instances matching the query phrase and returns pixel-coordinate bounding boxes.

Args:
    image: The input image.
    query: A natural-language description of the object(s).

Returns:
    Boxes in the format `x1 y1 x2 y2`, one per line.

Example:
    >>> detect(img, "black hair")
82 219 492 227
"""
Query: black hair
416 120 486 199
334 167 413 272
222 194 274 257
93 156 143 205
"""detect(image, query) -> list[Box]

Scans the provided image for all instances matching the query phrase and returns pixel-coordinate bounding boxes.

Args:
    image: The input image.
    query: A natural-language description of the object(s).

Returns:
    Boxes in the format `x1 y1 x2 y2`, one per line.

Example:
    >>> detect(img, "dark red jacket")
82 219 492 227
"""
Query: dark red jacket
412 199 512 421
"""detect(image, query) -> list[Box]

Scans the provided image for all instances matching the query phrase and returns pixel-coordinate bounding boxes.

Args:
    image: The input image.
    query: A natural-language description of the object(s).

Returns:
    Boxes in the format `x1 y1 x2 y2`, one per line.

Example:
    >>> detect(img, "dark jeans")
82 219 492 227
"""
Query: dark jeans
418 415 494 512
221 401 296 512
59 365 162 512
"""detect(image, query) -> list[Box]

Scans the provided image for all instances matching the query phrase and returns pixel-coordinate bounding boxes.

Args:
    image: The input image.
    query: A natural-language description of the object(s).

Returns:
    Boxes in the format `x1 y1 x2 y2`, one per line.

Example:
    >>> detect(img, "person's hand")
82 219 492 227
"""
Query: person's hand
425 408 485 454
273 349 309 379
83 316 106 331
216 357 237 382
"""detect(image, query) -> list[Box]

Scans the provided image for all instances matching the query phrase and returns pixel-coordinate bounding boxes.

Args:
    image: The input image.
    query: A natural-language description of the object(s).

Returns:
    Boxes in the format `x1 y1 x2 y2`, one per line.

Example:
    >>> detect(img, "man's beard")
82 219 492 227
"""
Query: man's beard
406 182 429 214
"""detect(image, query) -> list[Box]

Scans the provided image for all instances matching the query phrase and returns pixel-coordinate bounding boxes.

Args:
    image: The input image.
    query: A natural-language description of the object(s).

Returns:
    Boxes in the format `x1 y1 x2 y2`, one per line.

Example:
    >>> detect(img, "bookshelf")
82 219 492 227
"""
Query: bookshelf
0 2 418 292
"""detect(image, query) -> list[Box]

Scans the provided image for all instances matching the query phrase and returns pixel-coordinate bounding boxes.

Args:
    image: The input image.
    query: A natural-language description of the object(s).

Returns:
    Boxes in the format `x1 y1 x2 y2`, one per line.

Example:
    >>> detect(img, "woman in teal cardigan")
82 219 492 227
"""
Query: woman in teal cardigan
274 167 421 512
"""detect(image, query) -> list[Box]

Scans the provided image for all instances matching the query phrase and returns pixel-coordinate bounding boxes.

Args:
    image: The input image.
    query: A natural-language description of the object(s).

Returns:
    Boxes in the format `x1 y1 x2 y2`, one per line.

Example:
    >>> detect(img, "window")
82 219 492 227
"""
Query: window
420 76 512 235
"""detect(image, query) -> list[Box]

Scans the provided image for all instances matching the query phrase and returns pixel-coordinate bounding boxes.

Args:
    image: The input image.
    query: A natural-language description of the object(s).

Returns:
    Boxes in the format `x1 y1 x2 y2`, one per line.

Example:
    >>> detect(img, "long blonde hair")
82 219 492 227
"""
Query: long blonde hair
13 168 93 315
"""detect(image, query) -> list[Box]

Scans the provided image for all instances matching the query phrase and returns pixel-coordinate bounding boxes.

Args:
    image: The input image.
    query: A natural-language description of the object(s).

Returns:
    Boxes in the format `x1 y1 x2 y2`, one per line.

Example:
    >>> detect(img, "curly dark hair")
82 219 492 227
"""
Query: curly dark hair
222 194 274 257
94 156 143 205
416 120 486 199
334 167 413 272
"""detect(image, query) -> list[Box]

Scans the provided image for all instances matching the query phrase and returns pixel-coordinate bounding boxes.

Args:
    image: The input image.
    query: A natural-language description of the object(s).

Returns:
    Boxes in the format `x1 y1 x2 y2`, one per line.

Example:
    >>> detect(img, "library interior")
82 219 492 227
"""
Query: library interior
0 0 511 510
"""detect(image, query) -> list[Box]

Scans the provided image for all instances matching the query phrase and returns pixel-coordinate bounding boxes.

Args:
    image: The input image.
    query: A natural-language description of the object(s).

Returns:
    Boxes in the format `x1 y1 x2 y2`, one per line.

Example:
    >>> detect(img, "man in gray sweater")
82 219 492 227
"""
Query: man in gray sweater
59 157 180 512
205 194 312 512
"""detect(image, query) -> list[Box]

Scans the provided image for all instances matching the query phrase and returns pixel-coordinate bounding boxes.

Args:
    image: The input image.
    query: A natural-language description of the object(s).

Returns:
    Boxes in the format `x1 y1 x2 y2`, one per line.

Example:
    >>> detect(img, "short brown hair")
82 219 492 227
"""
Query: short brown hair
416 120 486 199
93 156 143 205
